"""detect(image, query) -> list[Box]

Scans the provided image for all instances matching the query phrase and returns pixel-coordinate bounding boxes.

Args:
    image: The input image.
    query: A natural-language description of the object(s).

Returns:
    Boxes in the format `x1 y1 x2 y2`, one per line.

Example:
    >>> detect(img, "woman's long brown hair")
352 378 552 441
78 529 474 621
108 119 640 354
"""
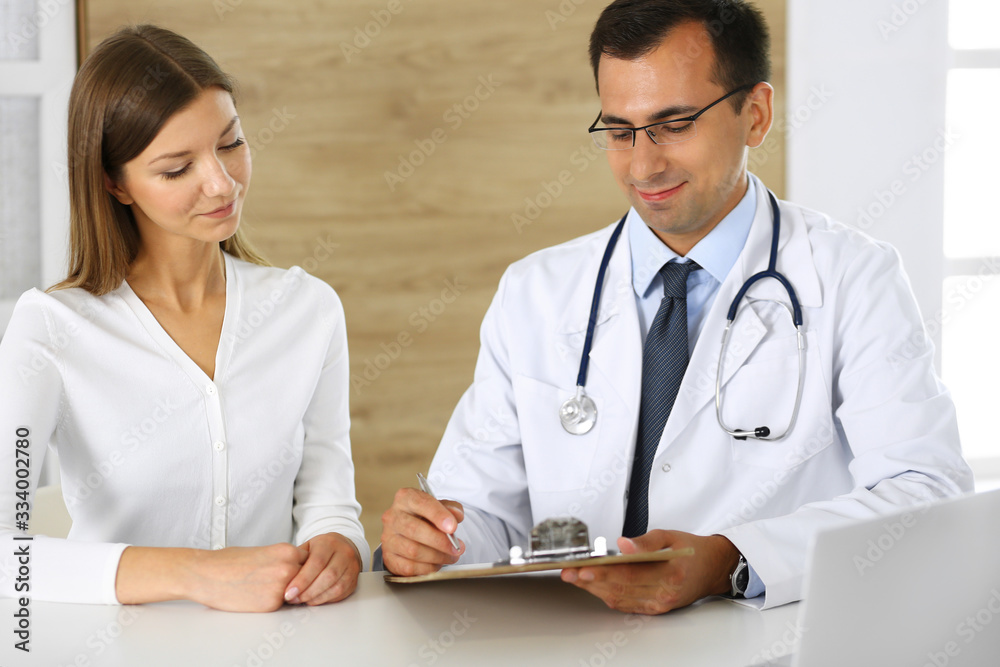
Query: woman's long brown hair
52 24 267 296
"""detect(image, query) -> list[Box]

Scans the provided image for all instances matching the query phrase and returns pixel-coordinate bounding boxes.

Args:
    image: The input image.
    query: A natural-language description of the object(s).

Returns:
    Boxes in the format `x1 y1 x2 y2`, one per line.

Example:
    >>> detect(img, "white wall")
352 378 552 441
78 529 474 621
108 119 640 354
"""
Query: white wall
0 1 76 336
0 2 77 487
786 0 949 367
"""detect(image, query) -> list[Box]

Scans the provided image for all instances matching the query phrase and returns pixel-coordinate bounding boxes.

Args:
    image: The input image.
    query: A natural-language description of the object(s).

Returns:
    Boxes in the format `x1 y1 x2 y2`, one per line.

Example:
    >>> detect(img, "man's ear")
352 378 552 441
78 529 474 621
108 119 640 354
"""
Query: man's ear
104 172 133 205
744 82 774 150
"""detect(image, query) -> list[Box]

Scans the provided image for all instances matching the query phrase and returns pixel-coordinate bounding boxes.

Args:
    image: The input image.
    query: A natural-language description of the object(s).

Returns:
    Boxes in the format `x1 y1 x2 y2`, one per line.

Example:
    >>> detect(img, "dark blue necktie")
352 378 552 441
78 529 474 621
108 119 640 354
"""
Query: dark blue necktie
622 260 701 538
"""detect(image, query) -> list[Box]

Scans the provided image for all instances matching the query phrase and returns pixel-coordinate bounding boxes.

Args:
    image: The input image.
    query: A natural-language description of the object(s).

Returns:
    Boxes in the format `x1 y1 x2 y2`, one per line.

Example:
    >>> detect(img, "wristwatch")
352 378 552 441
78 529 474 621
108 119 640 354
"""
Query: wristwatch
729 553 749 598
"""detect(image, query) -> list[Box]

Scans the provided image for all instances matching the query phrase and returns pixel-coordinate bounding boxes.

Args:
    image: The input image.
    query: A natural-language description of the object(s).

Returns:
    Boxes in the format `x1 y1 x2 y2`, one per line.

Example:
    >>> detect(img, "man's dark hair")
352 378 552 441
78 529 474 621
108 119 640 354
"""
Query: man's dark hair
588 0 771 111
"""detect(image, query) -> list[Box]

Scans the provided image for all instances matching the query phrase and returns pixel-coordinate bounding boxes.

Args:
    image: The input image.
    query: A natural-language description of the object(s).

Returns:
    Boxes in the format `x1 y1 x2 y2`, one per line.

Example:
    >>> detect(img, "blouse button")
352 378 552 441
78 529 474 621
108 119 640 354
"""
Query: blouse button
661 463 672 473
212 544 224 551
206 384 217 396
215 495 227 507
213 441 226 452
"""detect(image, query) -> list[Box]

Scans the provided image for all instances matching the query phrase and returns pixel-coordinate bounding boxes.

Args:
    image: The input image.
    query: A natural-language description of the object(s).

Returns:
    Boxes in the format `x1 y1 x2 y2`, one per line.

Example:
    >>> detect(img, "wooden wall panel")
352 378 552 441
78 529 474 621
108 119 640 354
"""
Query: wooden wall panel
86 0 786 551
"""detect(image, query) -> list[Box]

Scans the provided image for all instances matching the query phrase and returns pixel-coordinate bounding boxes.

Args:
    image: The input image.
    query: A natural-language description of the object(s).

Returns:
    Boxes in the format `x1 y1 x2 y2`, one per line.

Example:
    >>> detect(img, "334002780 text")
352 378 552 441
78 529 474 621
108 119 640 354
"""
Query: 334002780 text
13 425 34 653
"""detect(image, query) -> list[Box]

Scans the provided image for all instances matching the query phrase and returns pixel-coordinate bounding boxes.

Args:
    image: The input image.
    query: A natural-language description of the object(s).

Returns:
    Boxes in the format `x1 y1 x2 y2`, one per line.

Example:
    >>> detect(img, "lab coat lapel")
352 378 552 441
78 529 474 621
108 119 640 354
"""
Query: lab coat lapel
658 176 822 449
555 220 642 424
586 237 642 420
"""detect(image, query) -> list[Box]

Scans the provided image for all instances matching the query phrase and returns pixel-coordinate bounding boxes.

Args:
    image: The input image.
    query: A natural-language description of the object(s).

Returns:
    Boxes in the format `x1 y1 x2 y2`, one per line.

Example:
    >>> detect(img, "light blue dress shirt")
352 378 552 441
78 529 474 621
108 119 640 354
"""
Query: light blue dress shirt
627 176 766 599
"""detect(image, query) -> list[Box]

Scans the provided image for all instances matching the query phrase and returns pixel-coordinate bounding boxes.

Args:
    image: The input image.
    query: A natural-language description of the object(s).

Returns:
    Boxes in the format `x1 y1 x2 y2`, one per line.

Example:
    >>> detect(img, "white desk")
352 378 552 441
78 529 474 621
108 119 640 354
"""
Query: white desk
1 572 799 666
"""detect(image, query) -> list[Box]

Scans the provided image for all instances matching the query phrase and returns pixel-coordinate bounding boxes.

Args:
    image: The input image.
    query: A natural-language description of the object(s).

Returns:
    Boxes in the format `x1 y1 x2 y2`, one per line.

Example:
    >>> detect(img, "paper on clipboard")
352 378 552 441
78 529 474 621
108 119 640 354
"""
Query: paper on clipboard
383 547 694 584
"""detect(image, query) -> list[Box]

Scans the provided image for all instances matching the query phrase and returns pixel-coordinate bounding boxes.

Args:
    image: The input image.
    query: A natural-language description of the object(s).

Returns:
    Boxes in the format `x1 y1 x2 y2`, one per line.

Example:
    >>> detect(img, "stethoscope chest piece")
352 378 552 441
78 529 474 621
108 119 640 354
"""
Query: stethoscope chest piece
560 386 597 435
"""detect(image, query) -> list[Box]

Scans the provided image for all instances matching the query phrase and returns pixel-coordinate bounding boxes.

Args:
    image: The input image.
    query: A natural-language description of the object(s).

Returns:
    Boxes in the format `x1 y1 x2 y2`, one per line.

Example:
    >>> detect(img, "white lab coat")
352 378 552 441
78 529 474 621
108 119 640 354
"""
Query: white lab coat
428 175 973 609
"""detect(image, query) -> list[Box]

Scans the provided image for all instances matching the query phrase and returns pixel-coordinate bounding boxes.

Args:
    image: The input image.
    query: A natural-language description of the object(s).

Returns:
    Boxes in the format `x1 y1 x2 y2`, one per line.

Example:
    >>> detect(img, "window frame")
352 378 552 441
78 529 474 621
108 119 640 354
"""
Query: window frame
942 11 1000 482
0 0 79 335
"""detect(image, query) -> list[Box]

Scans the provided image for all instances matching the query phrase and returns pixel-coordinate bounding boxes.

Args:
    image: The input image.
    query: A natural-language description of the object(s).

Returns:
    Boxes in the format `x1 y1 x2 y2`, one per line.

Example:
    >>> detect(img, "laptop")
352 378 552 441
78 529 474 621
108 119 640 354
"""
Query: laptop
750 488 1000 667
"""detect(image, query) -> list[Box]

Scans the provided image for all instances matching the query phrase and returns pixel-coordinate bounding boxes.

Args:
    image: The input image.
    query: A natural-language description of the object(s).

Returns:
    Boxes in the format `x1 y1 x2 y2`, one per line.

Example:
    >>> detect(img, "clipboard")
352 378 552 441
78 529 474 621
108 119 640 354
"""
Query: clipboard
383 547 694 584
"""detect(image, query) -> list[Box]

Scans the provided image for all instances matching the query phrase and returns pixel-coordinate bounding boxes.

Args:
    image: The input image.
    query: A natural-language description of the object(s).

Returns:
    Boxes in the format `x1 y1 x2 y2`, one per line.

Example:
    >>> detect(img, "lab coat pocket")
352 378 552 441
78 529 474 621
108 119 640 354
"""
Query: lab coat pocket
720 331 834 470
512 374 601 492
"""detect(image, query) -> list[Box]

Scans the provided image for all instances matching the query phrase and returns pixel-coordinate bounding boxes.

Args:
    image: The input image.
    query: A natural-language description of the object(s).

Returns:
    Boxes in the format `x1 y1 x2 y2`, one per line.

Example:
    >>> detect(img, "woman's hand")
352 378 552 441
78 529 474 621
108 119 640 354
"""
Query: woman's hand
116 543 309 612
282 532 362 605
186 543 310 612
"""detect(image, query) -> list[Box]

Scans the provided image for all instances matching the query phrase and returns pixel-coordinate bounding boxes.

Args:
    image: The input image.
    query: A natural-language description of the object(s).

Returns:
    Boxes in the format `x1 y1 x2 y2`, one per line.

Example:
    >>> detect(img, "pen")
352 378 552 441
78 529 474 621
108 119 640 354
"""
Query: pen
416 472 461 550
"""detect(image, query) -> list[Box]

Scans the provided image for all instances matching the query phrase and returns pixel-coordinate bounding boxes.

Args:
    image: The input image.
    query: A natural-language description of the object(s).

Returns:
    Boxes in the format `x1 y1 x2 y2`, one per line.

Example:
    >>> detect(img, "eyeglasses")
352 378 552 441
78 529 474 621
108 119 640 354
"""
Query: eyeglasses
587 84 756 151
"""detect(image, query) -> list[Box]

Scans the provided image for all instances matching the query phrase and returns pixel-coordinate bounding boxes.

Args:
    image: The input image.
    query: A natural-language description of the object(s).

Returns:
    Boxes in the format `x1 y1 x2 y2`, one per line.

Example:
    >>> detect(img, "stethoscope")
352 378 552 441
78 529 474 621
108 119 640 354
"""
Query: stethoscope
559 189 805 441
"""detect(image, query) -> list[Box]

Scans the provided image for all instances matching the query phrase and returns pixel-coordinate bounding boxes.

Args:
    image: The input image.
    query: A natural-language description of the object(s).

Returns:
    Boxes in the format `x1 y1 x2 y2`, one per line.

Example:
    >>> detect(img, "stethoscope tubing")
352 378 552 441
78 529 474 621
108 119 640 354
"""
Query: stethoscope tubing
575 213 628 388
563 188 804 441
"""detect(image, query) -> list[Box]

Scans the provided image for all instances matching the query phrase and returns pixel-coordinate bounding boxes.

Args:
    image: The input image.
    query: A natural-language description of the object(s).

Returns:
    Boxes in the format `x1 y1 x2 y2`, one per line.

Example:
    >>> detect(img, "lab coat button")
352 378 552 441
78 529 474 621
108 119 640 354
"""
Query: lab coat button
662 463 672 473
215 495 227 507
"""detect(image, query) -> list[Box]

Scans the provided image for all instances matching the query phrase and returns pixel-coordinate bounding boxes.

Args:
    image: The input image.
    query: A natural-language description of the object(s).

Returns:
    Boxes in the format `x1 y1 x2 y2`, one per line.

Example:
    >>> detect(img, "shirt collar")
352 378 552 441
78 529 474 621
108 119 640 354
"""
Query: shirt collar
629 175 758 299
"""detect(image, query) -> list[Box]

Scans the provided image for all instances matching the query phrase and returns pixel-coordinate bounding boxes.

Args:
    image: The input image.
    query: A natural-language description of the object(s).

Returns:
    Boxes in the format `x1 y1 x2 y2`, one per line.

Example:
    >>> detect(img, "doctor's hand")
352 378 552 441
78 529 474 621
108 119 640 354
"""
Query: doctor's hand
283 532 362 606
381 487 466 576
560 530 739 615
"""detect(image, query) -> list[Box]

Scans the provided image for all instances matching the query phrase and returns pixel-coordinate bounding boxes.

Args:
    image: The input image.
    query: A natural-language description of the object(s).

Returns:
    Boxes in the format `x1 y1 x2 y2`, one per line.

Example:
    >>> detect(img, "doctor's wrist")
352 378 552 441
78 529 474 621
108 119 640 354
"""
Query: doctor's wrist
707 535 741 598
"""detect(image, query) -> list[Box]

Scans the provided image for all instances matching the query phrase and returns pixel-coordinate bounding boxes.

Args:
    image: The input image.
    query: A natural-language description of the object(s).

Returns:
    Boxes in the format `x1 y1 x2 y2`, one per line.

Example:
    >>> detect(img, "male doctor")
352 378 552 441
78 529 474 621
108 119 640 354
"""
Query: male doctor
381 0 973 613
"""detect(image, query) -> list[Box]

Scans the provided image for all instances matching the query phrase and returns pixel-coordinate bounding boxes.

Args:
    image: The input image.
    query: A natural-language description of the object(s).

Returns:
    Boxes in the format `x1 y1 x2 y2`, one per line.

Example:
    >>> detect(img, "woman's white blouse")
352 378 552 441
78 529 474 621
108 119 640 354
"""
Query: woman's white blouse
0 253 368 604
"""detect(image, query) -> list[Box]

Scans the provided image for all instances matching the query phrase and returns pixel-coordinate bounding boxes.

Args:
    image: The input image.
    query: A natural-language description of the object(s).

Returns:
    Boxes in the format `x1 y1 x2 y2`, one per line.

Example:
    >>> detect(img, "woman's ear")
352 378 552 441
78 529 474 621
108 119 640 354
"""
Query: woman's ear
104 172 133 205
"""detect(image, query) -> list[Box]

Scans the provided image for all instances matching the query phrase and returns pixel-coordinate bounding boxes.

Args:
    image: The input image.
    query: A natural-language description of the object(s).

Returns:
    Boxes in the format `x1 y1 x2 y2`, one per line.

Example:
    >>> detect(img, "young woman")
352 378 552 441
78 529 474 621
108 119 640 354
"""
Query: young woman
0 25 367 610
